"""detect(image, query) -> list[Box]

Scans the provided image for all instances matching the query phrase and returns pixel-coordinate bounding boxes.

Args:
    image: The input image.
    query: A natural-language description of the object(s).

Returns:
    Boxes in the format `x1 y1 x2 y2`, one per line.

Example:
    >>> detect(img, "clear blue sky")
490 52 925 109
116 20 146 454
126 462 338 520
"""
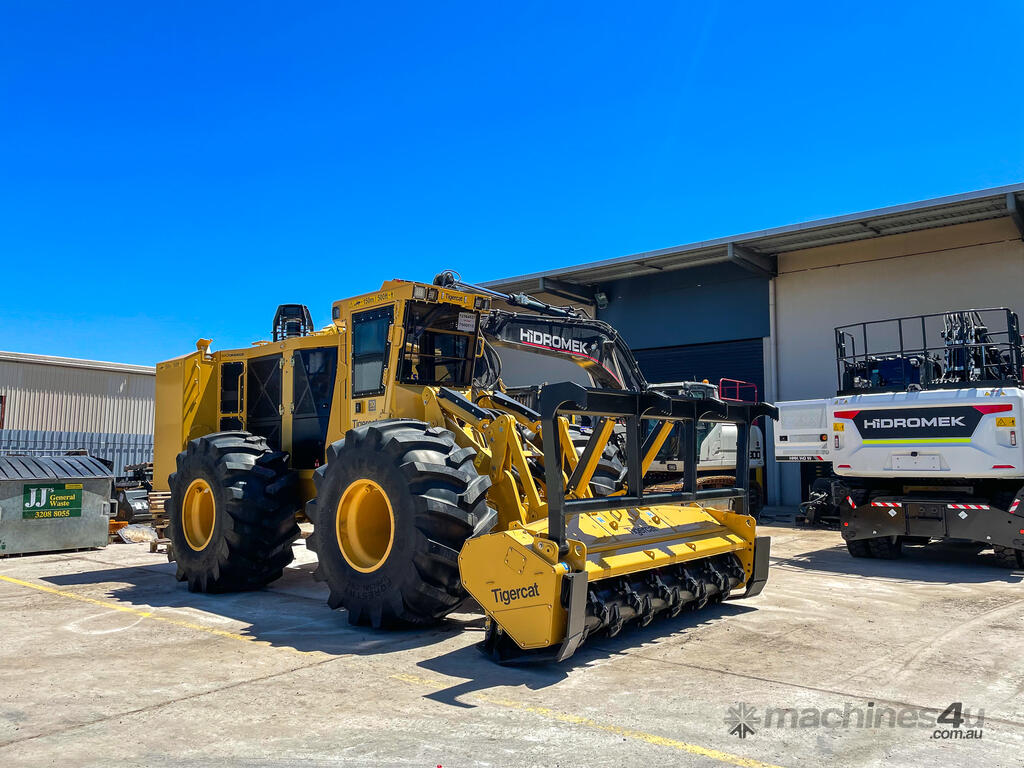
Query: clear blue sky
3 3 1023 365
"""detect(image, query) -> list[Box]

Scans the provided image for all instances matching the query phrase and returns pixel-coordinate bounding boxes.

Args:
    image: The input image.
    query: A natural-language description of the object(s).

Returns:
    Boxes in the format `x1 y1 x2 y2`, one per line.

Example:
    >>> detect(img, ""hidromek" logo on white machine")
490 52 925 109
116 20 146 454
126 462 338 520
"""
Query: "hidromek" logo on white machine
862 416 967 429
519 328 591 355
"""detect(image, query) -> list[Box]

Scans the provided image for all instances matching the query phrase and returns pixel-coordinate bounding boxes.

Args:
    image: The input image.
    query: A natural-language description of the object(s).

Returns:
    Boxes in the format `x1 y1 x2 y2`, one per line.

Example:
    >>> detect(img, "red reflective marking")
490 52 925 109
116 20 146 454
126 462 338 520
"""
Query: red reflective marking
833 410 860 420
974 403 1014 414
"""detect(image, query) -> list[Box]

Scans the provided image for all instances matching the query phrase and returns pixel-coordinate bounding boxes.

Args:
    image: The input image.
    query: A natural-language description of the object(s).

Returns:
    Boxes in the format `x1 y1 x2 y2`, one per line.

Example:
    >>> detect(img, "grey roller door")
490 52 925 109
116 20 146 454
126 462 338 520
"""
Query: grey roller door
633 338 765 397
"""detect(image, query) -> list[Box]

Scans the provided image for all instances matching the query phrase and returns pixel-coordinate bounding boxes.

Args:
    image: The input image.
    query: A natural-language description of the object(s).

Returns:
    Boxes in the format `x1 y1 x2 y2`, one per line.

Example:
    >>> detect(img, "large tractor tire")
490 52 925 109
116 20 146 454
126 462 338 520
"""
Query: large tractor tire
167 432 300 593
307 420 493 628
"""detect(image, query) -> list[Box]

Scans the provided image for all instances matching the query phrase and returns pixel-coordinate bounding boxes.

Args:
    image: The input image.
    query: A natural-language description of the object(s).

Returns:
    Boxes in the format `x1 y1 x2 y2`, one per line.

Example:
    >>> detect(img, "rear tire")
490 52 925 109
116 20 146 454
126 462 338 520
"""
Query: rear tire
867 535 903 559
307 420 493 628
167 432 300 593
846 539 872 558
993 545 1024 569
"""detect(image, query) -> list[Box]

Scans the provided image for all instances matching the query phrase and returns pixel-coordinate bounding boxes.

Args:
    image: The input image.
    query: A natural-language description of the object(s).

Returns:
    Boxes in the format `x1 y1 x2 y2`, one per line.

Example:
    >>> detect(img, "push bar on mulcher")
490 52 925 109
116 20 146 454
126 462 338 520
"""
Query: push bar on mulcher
539 382 778 551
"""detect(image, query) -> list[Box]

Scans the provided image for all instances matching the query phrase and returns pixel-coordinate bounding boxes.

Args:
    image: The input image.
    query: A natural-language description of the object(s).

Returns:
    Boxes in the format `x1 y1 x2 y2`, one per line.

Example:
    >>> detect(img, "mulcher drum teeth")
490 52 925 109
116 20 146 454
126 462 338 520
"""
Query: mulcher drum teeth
481 553 745 664
582 553 744 640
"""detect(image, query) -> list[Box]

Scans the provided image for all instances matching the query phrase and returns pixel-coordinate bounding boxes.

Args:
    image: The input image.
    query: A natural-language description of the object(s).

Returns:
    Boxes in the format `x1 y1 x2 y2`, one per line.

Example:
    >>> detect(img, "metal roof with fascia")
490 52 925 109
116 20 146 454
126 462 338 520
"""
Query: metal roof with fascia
485 182 1024 294
0 350 155 375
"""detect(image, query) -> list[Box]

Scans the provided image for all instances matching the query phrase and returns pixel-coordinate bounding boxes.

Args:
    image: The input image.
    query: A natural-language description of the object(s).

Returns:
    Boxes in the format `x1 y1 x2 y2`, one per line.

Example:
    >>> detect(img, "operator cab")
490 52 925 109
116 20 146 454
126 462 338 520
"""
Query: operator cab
398 301 480 387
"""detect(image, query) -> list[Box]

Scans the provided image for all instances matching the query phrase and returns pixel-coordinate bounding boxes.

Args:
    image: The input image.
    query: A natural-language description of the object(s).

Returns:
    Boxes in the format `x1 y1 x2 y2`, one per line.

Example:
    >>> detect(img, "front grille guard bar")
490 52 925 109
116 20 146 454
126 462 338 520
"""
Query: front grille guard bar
539 382 778 551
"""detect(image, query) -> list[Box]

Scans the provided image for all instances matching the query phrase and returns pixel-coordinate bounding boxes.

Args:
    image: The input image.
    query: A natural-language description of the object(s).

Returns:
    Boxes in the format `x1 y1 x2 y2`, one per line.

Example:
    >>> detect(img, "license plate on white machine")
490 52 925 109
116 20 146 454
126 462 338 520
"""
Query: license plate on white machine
893 454 941 471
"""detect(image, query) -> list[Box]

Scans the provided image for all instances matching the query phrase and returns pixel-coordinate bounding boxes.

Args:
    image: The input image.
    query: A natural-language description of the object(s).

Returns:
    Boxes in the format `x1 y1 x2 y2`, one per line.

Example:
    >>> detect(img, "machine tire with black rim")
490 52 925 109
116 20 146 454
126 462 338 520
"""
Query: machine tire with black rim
306 420 493 628
846 539 872 558
993 545 1024 569
167 432 300 592
867 535 903 559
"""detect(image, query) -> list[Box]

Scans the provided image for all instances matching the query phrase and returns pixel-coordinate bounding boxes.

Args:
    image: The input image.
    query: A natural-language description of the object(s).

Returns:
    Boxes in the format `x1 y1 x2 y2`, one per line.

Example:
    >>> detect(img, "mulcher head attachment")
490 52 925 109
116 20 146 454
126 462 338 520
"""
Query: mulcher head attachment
459 383 777 663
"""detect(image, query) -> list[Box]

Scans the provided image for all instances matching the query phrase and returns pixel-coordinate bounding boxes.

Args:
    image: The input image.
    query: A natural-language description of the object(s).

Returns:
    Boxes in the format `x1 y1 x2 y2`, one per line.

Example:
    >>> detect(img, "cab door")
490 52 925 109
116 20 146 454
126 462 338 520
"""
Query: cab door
247 354 283 450
290 346 339 469
349 305 396 428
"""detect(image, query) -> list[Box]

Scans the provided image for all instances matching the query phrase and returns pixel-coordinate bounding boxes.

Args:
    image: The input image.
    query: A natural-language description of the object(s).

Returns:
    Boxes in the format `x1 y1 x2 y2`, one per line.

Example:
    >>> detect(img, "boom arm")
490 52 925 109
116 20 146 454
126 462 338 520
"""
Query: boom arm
433 270 648 392
480 310 647 391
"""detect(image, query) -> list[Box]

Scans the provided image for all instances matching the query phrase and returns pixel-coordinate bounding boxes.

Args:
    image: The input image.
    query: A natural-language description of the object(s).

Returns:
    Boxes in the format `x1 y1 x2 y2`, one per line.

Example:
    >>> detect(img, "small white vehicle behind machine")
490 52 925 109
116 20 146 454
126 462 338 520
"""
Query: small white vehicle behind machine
645 379 766 515
774 308 1024 567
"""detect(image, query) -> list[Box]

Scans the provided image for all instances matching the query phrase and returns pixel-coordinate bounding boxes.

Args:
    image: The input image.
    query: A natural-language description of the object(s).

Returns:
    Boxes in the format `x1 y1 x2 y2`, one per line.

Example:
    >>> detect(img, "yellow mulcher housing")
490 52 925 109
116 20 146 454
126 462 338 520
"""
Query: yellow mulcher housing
154 278 775 662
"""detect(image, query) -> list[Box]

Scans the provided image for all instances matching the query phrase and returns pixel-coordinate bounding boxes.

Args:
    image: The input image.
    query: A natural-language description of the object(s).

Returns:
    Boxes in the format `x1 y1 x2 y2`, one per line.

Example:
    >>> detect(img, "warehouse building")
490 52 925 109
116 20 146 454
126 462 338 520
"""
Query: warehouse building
486 182 1024 507
0 351 155 475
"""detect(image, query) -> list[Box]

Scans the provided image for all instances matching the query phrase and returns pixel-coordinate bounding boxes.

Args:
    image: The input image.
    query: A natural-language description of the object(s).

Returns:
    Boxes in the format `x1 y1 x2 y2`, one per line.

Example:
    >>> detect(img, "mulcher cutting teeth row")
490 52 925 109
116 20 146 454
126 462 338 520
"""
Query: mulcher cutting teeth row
479 553 747 662
585 553 745 637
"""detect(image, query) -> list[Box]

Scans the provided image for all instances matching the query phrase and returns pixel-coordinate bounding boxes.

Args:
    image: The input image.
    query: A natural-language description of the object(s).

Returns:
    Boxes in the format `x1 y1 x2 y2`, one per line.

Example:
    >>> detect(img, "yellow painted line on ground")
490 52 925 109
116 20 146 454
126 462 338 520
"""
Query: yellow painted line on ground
391 673 786 768
0 573 332 657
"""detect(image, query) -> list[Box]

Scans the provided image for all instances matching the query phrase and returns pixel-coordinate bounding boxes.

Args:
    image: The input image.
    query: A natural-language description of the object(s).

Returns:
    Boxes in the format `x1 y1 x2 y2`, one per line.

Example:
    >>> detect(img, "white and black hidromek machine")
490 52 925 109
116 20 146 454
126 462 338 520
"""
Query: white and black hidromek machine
644 379 766 516
774 308 1024 567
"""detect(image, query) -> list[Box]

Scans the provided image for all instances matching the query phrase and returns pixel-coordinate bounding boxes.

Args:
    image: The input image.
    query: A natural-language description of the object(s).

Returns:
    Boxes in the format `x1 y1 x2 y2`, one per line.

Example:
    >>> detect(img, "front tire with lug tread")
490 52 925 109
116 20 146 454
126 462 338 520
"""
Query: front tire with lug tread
307 420 493 628
167 432 300 593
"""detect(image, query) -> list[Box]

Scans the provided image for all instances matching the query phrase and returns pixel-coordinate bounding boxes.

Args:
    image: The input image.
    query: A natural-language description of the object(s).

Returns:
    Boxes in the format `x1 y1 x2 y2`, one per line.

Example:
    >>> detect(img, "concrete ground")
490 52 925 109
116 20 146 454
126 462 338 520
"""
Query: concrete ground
1 523 1022 768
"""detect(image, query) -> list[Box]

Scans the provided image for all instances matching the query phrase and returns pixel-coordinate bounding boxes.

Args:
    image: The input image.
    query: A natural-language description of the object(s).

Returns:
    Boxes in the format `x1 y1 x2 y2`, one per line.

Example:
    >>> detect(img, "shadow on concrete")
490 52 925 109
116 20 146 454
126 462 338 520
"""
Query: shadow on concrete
773 538 1024 584
40 556 461 658
413 600 756 708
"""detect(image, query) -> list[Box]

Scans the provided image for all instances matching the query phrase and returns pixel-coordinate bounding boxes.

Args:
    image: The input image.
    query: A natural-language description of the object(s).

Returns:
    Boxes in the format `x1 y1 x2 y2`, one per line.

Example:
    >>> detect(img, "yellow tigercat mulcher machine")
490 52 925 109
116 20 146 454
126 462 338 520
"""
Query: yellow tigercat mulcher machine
154 273 776 662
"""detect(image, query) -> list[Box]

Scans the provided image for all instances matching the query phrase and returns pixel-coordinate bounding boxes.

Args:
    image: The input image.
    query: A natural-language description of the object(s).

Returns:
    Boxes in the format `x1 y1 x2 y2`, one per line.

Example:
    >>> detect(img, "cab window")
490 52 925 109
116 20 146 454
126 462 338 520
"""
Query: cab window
352 306 394 396
398 302 478 387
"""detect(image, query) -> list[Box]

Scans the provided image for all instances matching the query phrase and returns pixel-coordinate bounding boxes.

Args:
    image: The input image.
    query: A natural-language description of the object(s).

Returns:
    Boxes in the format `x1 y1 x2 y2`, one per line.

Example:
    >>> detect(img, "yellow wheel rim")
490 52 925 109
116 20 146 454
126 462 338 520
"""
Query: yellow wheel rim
336 478 395 573
182 478 216 551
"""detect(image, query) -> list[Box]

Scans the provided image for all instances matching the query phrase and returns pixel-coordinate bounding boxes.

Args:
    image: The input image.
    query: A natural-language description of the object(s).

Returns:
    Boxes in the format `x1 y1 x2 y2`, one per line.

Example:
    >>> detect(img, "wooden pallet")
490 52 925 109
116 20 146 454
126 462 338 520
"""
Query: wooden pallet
150 520 172 554
149 537 172 555
148 491 171 515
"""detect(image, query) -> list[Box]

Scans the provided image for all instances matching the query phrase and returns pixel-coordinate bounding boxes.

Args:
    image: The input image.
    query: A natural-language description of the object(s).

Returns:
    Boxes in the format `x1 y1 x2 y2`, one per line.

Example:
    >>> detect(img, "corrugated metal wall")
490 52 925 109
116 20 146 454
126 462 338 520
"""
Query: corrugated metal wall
0 357 154 433
0 354 155 475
